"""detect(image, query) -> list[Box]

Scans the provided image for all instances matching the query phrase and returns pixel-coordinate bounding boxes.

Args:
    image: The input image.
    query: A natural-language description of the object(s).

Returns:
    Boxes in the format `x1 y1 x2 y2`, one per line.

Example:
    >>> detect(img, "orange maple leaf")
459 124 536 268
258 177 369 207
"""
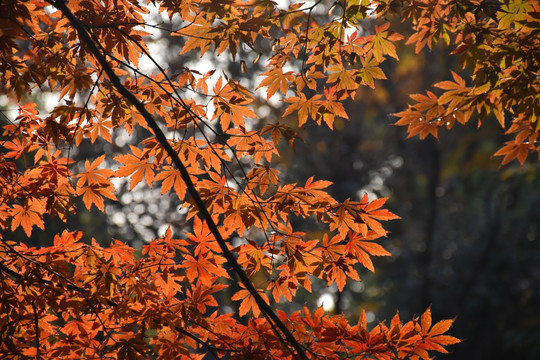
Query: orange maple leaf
231 286 269 317
10 202 45 237
346 231 390 272
114 145 155 190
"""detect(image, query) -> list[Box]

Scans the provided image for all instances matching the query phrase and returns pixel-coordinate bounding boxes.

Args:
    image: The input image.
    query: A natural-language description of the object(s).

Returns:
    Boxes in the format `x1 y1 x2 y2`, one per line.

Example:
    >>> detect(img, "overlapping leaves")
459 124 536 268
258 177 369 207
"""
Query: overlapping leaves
0 0 467 358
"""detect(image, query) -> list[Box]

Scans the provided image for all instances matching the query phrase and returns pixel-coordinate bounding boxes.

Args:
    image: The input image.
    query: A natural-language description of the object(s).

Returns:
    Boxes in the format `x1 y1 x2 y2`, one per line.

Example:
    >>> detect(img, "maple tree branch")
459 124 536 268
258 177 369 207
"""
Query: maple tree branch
300 0 324 78
51 1 309 359
31 300 40 358
0 262 23 280
0 109 24 148
0 257 231 358
0 241 86 293
174 326 221 359
0 239 119 345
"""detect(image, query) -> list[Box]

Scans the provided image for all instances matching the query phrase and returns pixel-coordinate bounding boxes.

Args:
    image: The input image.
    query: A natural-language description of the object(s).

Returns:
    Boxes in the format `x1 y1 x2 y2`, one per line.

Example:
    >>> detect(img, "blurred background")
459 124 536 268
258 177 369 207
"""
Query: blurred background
2 4 539 359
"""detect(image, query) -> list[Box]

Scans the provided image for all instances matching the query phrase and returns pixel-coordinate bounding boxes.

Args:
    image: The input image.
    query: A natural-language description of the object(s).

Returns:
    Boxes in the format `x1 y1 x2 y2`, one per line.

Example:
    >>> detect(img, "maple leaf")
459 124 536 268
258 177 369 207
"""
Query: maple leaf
283 93 322 127
257 66 295 100
393 108 423 127
304 177 334 218
187 281 228 313
214 96 257 131
327 65 358 94
268 273 298 303
38 150 73 185
346 231 390 272
58 65 95 99
236 239 272 277
184 216 222 256
177 19 214 56
317 96 349 129
154 165 187 199
213 77 257 130
231 286 269 317
325 256 360 292
10 202 45 237
414 307 461 355
493 140 532 165
76 155 117 210
53 230 84 248
434 71 467 92
329 199 361 237
314 234 361 291
366 23 404 62
409 91 440 112
114 145 155 190
321 233 346 261
359 194 400 236
78 184 117 211
182 253 230 287
86 116 113 143
260 122 303 150
359 54 387 89
245 164 280 195
154 271 184 298
76 155 115 187
3 137 38 159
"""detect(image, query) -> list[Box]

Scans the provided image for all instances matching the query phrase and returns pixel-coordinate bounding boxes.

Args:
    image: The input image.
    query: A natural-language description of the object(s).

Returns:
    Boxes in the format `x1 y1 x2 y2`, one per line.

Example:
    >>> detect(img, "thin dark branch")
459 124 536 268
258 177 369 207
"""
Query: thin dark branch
174 326 222 359
31 301 40 359
0 238 118 344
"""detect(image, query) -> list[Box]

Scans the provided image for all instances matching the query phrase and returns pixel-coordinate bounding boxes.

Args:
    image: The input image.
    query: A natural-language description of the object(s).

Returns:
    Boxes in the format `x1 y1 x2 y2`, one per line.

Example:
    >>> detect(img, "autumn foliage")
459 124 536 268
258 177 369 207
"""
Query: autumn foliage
391 0 540 165
2 0 536 358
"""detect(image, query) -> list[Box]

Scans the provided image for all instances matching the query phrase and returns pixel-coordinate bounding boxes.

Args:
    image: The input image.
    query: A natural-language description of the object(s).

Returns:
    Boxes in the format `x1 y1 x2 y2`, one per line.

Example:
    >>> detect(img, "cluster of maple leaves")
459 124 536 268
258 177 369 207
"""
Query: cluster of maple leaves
2 0 535 358
391 0 540 165
1 229 459 359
